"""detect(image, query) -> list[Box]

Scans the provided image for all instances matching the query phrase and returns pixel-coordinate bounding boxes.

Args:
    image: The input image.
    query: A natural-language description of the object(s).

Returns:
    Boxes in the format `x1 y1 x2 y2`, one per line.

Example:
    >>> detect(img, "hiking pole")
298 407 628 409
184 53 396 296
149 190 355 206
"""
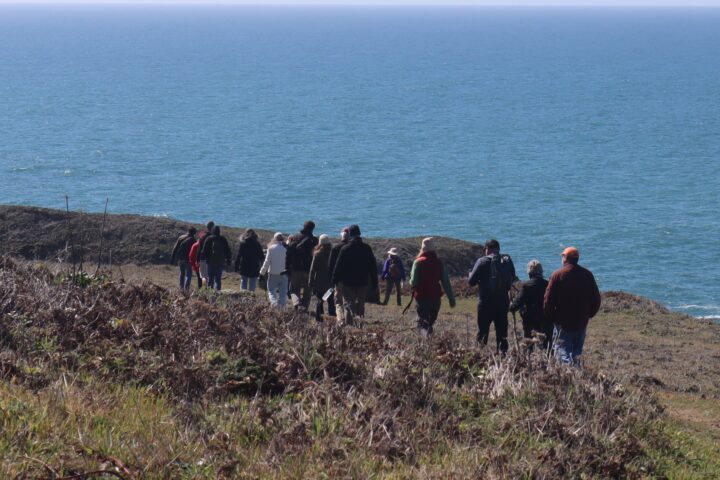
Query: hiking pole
402 295 414 316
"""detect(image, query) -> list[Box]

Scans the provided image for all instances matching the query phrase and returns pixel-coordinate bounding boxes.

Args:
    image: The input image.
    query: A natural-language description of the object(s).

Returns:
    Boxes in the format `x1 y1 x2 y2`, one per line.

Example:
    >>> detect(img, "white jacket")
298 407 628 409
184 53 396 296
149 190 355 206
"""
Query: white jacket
260 243 287 276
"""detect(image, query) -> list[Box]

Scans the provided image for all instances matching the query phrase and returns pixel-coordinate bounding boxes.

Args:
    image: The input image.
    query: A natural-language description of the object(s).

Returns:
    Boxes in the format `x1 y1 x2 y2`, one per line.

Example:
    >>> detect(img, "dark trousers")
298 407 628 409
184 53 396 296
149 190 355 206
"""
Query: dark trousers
382 278 402 306
314 292 337 321
416 297 441 335
207 264 224 291
521 314 554 351
178 261 193 290
195 270 203 289
477 301 509 353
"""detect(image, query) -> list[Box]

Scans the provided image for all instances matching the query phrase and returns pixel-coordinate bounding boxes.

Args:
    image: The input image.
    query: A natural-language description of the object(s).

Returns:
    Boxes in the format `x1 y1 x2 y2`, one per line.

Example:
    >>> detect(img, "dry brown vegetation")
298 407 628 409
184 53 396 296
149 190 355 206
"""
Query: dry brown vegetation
0 257 695 479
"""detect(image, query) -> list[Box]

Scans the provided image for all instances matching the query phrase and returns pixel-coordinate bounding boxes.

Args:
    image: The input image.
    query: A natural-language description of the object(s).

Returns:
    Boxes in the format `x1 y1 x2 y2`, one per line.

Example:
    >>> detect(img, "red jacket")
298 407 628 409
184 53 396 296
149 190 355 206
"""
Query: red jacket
543 262 601 332
188 241 201 273
411 251 456 303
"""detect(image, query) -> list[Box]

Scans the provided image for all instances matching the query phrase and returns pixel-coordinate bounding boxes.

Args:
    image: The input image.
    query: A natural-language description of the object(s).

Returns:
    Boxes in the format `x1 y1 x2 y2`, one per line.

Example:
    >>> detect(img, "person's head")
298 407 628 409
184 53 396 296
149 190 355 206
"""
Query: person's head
302 220 316 234
188 227 197 236
206 220 215 232
484 239 500 255
420 237 435 253
319 234 331 246
348 224 361 238
387 247 400 258
212 225 221 236
527 259 543 278
340 227 350 242
561 247 579 265
270 232 284 246
242 228 257 240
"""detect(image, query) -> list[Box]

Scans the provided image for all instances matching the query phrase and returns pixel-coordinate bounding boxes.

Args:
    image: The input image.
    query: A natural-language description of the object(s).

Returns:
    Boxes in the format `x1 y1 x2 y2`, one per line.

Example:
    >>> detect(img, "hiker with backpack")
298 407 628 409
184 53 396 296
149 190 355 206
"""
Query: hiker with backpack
260 232 288 307
330 224 378 326
285 221 318 310
200 225 232 291
234 229 265 292
509 260 552 351
410 238 455 337
171 226 197 291
381 247 406 306
468 239 517 353
308 234 335 321
543 247 601 366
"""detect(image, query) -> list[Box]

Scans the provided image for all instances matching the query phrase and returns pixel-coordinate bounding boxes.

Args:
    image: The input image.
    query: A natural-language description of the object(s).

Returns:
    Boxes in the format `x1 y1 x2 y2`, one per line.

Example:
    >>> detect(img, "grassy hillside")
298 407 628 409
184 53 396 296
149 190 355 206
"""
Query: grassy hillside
1 258 719 478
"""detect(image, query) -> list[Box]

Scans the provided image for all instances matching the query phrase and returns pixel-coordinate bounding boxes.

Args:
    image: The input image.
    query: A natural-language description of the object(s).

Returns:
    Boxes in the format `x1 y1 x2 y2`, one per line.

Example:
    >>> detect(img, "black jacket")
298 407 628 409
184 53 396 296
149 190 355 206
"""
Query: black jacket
328 239 347 277
196 229 213 261
234 237 265 277
201 234 232 267
468 253 516 305
171 234 195 263
285 230 318 273
331 237 378 289
510 275 549 324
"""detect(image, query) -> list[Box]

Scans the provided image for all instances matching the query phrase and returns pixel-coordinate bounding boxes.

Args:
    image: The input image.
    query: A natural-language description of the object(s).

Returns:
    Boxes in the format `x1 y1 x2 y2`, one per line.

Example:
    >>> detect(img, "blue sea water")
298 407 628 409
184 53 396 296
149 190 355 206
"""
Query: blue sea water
0 5 718 318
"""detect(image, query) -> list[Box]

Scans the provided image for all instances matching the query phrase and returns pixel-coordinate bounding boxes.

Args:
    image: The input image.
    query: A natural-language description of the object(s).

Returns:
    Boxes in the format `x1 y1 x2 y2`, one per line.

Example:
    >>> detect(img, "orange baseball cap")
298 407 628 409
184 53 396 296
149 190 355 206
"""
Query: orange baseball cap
561 247 580 259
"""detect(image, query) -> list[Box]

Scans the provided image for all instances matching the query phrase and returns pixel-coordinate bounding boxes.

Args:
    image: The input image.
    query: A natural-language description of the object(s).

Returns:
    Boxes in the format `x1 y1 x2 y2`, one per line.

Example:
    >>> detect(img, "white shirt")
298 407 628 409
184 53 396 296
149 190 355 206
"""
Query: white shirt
260 243 287 276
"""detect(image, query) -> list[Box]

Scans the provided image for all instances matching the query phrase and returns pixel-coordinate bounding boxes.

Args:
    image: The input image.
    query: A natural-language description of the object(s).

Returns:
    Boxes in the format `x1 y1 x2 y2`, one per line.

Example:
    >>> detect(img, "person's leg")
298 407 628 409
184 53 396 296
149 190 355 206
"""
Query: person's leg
553 327 573 364
382 278 392 305
214 267 223 291
327 292 336 317
315 294 324 321
248 277 258 292
476 303 491 346
355 286 367 319
184 262 193 290
416 298 431 335
494 305 509 354
542 319 555 352
277 275 288 306
178 263 185 289
395 280 402 306
342 285 357 325
267 274 280 305
334 284 345 325
299 272 311 309
206 264 215 290
199 261 208 285
428 297 441 335
289 270 302 303
196 270 202 289
571 329 587 367
240 275 248 291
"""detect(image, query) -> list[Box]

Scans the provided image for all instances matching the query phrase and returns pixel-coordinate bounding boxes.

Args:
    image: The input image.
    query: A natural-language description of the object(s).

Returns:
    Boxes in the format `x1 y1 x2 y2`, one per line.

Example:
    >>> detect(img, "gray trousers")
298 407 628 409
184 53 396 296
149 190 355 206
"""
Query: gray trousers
341 284 367 326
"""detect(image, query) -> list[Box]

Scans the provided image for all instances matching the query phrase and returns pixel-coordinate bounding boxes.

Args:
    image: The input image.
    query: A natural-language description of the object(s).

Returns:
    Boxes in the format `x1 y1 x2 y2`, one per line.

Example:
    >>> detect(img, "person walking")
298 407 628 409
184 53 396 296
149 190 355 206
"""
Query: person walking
509 260 552 351
285 221 318 310
409 238 455 337
308 234 335 321
543 247 601 366
196 220 215 286
171 227 196 291
188 233 203 289
260 232 288 307
234 229 265 292
381 247 406 306
468 239 516 353
330 224 378 326
328 227 350 325
200 225 232 291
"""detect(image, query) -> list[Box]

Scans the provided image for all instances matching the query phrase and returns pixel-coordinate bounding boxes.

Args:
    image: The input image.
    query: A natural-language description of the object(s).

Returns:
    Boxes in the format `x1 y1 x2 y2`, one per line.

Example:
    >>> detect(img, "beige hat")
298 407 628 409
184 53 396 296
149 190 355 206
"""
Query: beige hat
420 237 435 252
319 234 331 245
387 247 400 256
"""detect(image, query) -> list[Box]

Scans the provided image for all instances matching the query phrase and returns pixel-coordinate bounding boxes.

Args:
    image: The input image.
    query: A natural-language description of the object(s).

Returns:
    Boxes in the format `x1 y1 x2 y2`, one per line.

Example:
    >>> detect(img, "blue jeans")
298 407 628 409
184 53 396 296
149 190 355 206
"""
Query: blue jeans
553 326 587 366
178 261 193 290
241 276 258 292
207 264 224 291
267 274 287 306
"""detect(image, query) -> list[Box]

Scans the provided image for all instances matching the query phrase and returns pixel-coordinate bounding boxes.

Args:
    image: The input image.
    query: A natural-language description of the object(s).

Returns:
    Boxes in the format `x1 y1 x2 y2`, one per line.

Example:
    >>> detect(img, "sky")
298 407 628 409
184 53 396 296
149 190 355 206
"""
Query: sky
1 0 719 6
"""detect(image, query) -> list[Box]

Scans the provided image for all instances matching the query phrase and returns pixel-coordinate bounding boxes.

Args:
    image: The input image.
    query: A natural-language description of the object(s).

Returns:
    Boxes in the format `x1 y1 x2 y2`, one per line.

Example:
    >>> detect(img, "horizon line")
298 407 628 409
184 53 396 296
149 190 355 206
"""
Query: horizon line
2 1 720 7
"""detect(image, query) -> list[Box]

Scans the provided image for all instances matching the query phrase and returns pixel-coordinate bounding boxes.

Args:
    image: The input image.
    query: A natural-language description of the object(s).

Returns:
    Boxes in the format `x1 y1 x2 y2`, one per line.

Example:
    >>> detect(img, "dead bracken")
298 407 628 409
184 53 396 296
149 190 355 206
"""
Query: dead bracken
0 257 673 478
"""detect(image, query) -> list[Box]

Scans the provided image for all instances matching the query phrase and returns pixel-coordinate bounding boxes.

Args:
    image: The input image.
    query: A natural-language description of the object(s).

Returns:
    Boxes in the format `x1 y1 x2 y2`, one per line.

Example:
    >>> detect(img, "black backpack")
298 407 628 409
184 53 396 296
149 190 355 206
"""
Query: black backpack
489 254 514 296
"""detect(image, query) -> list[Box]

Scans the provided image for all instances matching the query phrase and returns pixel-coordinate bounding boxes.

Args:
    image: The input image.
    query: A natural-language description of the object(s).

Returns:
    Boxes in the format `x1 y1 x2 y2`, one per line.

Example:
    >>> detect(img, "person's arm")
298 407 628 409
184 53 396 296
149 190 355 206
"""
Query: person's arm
260 246 271 276
381 258 390 280
189 243 199 270
171 236 183 264
588 272 601 318
330 249 344 286
543 274 557 321
409 259 420 290
234 244 242 272
441 265 455 307
510 283 526 312
308 254 317 287
468 257 483 287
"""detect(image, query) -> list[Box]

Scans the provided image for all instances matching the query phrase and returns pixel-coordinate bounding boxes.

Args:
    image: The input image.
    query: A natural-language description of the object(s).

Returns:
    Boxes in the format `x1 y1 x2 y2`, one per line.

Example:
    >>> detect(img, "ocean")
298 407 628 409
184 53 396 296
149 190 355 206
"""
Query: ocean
0 5 718 318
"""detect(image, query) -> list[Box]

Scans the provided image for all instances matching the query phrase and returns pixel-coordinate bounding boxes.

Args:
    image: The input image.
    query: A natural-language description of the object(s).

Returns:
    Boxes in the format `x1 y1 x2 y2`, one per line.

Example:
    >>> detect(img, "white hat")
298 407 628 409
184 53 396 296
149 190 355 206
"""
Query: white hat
387 247 400 256
319 234 331 245
420 237 435 252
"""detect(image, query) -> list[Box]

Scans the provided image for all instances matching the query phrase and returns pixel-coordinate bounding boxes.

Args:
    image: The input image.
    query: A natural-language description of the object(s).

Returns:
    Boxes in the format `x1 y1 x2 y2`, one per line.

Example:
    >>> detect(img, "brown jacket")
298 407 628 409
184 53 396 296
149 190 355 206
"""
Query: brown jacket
543 263 601 332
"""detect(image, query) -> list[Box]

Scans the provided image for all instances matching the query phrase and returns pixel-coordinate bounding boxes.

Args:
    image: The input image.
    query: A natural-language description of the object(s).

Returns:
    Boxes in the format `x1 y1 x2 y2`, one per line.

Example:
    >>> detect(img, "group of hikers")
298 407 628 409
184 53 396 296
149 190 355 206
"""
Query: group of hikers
172 220 601 366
